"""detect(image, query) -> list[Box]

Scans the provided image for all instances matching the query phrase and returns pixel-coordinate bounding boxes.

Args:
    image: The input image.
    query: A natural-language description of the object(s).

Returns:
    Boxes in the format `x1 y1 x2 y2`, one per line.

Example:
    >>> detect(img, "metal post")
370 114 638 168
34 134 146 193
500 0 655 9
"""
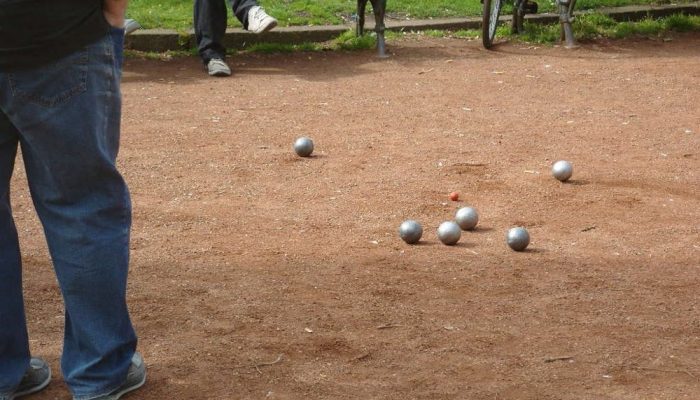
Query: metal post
373 0 389 58
356 0 366 36
557 0 577 48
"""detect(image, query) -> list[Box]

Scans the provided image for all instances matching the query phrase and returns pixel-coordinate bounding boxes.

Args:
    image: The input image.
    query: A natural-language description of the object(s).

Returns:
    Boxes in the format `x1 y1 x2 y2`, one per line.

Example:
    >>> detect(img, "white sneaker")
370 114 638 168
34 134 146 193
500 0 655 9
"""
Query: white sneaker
124 19 141 35
206 58 231 77
247 6 277 34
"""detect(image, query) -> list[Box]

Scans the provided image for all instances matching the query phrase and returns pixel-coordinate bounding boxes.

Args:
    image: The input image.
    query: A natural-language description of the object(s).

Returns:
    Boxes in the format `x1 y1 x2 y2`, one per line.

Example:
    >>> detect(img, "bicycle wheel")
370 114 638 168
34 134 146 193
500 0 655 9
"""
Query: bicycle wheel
482 0 503 49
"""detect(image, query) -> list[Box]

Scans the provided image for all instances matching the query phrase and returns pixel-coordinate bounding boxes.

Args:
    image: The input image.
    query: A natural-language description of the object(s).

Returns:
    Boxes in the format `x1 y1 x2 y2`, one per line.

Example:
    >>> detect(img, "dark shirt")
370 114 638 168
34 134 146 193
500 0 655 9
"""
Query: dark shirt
0 0 110 71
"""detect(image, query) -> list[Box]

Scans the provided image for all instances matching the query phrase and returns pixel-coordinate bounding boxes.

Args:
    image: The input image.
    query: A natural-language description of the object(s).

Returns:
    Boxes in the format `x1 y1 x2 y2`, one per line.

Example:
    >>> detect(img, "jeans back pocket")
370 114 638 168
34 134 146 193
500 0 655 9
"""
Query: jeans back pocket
9 48 89 108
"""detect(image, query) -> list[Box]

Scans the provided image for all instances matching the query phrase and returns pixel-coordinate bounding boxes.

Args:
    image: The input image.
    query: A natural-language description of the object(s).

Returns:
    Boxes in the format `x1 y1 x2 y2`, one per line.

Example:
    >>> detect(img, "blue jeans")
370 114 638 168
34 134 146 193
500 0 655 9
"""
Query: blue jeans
0 29 137 399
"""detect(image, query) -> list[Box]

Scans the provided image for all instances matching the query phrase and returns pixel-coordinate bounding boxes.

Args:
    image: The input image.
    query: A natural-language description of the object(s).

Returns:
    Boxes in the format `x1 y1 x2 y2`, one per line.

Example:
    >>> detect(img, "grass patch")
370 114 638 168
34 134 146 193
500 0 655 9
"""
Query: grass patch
125 14 700 59
124 49 195 60
371 13 700 47
507 13 700 43
334 29 377 50
381 13 700 45
245 42 324 53
128 0 698 30
423 29 451 37
226 30 376 54
266 0 352 26
128 0 194 32
452 29 482 39
664 12 698 31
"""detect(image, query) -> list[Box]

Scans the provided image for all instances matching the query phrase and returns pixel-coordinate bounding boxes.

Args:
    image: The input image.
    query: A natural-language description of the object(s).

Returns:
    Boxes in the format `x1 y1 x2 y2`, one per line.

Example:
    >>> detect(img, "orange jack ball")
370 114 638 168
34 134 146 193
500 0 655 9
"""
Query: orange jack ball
449 192 459 201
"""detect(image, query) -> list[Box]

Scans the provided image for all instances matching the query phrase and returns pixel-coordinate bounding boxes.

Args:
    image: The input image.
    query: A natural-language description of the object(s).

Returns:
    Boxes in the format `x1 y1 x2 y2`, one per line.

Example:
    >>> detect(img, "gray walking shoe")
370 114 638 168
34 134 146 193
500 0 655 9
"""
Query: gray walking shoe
247 6 278 34
123 19 141 35
78 353 146 400
0 357 51 400
206 58 232 77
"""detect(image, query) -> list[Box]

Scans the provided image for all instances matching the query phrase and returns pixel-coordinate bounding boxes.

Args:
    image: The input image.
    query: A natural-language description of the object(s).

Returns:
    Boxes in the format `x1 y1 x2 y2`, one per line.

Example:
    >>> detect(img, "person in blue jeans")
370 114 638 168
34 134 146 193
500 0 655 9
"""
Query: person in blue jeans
0 1 145 399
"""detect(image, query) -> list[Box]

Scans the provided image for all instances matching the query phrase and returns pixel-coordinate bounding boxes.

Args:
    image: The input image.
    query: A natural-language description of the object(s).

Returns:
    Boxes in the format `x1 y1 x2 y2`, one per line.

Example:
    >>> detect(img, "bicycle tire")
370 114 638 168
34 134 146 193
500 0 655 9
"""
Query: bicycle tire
482 0 503 49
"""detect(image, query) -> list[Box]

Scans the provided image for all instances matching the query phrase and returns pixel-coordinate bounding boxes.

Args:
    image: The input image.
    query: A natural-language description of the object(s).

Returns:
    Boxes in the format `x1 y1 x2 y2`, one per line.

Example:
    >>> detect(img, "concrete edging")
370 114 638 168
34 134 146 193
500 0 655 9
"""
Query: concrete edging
125 2 700 52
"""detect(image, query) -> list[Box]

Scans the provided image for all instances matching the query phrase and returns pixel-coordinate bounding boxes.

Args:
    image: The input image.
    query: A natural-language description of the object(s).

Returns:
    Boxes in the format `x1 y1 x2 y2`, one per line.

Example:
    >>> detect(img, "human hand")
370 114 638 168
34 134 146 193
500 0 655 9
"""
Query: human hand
103 0 128 28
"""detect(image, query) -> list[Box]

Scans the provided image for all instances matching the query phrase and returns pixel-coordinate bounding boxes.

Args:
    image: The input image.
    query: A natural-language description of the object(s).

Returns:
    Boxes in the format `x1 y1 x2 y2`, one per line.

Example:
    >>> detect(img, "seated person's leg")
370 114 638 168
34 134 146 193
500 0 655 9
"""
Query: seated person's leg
231 0 277 33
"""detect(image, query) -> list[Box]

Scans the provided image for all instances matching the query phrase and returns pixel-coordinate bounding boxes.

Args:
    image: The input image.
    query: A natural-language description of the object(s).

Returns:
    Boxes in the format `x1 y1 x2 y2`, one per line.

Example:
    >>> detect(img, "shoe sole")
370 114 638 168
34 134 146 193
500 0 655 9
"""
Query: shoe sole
206 62 232 77
208 70 231 77
251 19 278 34
109 371 146 399
11 368 51 400
124 21 141 35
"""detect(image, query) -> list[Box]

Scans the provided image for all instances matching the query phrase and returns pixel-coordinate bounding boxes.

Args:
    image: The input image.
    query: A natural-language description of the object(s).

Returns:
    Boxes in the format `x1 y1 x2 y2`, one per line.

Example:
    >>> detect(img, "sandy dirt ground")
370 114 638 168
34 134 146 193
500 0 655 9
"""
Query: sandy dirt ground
10 33 700 399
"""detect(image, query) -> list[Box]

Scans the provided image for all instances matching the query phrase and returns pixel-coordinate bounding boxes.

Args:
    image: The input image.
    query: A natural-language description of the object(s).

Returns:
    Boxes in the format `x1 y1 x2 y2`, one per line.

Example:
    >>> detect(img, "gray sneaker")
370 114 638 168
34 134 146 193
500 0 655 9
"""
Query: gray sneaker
79 353 146 400
206 58 232 77
247 6 277 34
0 357 51 400
123 19 141 35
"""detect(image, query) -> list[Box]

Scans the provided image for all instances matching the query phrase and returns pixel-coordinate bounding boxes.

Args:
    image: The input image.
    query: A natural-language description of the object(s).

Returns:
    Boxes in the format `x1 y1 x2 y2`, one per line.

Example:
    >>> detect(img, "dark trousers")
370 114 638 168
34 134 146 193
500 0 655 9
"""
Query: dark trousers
194 0 259 63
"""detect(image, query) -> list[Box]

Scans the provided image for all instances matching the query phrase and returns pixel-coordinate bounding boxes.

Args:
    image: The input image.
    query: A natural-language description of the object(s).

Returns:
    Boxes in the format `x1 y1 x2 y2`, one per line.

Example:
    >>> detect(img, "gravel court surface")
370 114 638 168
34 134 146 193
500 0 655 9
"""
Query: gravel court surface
11 33 700 399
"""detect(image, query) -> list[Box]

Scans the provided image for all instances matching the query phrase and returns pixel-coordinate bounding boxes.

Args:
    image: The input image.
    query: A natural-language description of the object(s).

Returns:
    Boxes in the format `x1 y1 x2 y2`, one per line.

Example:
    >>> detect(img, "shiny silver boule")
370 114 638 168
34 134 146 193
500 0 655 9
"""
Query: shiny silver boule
552 160 573 182
399 220 423 244
437 221 461 246
507 227 530 251
293 137 314 157
455 207 479 231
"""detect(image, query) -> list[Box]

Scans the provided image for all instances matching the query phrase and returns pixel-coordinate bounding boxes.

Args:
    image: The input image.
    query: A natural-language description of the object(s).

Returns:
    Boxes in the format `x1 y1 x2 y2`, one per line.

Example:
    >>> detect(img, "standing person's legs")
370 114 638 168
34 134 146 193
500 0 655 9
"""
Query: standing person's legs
0 32 138 399
0 108 30 395
195 0 228 63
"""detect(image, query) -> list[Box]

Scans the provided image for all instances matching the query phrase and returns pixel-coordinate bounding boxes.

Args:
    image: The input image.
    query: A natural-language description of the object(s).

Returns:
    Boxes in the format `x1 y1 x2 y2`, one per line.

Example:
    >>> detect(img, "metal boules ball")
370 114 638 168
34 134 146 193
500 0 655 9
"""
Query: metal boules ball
437 221 461 246
552 160 573 182
293 137 314 157
506 227 530 251
399 220 423 244
455 207 479 231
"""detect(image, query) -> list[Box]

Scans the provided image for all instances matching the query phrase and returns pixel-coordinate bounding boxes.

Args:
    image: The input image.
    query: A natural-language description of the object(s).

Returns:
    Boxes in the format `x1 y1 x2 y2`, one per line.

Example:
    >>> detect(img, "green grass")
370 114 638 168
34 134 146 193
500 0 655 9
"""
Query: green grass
128 0 194 31
124 48 196 60
245 42 324 53
514 13 700 43
334 29 378 50
124 29 376 59
127 0 697 30
381 13 700 44
243 30 377 52
123 13 700 59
